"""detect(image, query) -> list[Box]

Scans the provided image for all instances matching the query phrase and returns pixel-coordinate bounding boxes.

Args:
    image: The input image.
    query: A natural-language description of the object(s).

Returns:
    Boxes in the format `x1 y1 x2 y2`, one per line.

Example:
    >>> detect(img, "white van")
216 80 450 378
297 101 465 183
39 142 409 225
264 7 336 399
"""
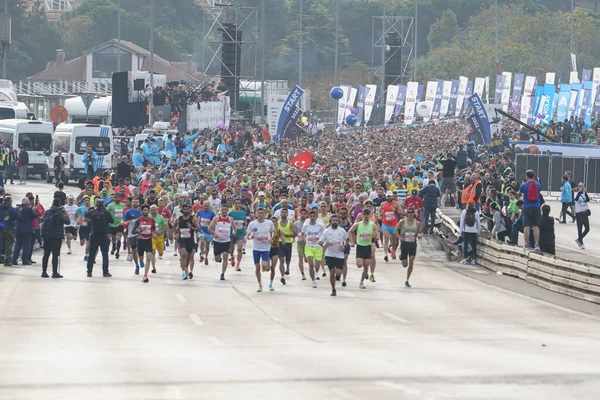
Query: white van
0 119 53 179
0 101 29 120
64 96 112 125
46 124 114 183
135 121 177 149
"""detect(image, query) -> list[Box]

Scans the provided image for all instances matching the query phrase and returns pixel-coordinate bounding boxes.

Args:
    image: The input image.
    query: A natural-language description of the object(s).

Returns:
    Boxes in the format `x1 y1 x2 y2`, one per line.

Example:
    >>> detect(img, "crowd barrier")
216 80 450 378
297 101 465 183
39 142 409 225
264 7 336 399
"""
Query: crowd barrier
515 154 600 195
436 209 600 305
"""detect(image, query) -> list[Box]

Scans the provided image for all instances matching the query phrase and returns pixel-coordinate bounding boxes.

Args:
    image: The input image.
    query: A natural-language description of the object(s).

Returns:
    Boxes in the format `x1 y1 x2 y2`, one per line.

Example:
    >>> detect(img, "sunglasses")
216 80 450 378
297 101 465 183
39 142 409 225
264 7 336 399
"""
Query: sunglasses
406 211 415 214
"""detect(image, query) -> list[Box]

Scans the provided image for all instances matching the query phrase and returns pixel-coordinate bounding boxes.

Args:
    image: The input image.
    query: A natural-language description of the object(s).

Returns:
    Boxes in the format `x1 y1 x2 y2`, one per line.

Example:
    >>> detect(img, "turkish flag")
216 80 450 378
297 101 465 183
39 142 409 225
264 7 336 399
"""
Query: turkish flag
289 151 313 170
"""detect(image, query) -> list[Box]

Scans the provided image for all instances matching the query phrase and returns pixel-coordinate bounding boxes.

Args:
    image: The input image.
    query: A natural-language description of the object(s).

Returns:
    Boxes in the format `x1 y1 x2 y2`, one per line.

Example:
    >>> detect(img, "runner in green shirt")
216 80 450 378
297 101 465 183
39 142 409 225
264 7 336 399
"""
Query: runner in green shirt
106 193 126 259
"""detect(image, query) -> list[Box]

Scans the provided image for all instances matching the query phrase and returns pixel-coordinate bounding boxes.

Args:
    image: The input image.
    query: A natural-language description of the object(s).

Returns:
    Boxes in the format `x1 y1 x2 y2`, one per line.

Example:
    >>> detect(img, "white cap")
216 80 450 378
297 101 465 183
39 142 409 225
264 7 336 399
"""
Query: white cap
181 191 189 196
386 191 393 196
258 191 265 196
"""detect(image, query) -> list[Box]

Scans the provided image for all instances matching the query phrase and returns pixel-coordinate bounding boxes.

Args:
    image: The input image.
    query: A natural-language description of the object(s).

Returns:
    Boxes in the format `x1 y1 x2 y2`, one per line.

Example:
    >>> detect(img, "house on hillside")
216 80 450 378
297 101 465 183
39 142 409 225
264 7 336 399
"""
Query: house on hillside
25 0 83 21
28 38 206 85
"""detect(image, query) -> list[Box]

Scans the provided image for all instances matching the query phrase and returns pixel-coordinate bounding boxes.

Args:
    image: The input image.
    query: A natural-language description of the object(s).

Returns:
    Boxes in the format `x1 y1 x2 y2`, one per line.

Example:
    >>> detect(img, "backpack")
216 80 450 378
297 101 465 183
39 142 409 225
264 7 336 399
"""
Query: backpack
527 181 539 202
90 209 108 235
465 210 476 227
41 211 61 238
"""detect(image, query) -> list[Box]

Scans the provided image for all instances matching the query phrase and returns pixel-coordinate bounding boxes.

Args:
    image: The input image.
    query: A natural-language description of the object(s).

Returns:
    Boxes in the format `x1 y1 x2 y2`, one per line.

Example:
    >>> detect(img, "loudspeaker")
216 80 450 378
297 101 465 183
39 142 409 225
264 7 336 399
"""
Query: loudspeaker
113 71 145 127
219 22 242 110
384 32 402 88
133 78 145 91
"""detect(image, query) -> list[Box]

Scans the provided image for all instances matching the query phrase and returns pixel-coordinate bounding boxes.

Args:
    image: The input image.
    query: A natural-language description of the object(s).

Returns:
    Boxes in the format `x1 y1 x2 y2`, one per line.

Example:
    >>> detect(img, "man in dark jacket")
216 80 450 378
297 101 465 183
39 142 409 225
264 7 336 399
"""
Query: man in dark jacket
419 180 441 236
456 145 469 170
116 156 134 182
53 150 66 184
12 197 37 265
0 196 20 266
6 146 17 185
41 198 70 278
17 145 29 185
85 198 114 277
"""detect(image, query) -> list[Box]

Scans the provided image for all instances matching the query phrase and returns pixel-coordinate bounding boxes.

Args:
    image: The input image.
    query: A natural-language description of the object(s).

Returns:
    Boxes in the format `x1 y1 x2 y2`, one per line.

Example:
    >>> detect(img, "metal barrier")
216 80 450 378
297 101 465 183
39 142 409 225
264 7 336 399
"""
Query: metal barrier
515 154 600 195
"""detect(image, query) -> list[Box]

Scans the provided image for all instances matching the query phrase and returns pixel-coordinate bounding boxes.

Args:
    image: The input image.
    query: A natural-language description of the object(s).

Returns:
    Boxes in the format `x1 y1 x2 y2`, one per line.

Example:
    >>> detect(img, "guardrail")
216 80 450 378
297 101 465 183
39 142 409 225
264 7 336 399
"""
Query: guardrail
437 209 600 305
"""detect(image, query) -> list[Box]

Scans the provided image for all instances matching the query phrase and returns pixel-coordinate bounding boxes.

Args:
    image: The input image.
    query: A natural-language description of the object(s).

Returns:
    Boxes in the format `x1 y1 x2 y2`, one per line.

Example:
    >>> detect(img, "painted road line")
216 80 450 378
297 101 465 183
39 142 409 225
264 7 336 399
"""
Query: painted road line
382 312 409 323
208 336 224 346
330 388 354 399
375 380 421 395
175 294 187 304
189 314 204 326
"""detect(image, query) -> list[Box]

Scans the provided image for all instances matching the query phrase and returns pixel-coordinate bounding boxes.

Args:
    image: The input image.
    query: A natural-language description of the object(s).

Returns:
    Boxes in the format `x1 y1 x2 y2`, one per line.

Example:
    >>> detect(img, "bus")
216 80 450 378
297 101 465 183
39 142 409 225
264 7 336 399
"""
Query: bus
0 119 53 179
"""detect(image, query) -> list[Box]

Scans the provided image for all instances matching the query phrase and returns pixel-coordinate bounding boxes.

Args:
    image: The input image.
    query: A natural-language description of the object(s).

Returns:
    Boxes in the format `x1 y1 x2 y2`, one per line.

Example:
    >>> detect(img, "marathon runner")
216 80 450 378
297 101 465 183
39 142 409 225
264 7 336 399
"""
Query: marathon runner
106 193 125 259
301 209 326 288
209 205 233 281
319 214 349 297
378 191 404 270
294 208 308 280
197 200 216 266
132 205 157 282
396 207 423 288
277 208 296 280
173 203 199 280
122 198 143 274
63 195 79 255
76 196 91 261
228 198 246 272
246 207 275 292
337 206 353 287
150 205 168 263
349 208 379 289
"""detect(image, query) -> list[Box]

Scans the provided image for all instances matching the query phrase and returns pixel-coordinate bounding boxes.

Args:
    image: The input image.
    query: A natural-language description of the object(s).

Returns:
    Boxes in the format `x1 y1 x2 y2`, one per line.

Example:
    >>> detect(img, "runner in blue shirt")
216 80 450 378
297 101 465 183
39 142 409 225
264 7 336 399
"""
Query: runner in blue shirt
197 200 216 265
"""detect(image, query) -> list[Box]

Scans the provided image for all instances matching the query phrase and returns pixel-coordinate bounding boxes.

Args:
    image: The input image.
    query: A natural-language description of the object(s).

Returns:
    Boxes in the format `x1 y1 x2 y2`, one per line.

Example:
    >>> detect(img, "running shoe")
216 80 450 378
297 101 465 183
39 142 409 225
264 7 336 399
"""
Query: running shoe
316 276 320 280
142 275 149 283
280 277 286 285
151 267 156 274
173 251 178 256
189 271 193 279
391 249 396 259
182 271 188 280
87 271 92 278
231 259 236 267
301 274 306 281
242 248 246 254
67 248 72 255
359 282 366 289
384 255 389 262
115 252 120 259
127 254 132 262
204 257 209 265
103 273 112 278
534 245 543 254
312 281 317 288
235 267 241 272
331 289 337 296
134 265 140 275
269 284 274 292
285 268 290 275
575 239 585 249
220 273 225 281
405 280 411 288
322 270 327 277
342 281 347 287
111 249 115 255
460 259 468 265
200 255 204 262
84 255 88 261
336 275 340 281
257 285 262 292
471 259 477 265
370 275 376 282
140 261 145 270
522 245 531 252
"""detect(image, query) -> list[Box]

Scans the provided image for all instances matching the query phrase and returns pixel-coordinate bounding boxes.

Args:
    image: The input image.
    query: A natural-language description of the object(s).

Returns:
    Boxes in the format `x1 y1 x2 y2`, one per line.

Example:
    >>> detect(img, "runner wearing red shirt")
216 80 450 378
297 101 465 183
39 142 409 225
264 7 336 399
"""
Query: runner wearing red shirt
403 189 423 221
378 191 404 265
133 204 157 283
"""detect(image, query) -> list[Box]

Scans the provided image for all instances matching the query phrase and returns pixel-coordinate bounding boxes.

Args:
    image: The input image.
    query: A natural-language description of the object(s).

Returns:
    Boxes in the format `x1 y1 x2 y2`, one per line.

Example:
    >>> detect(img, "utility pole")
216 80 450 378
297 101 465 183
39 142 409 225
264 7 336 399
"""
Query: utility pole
333 0 339 125
380 0 386 123
299 0 303 87
570 0 574 57
260 0 265 120
414 0 418 81
149 0 155 125
2 0 7 79
495 0 499 68
117 0 122 72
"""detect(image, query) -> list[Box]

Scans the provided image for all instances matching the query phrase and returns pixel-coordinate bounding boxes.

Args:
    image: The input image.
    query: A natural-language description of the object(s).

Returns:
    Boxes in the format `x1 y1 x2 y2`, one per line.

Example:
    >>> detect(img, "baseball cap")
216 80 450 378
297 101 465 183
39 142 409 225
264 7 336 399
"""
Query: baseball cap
411 189 418 195
67 195 74 199
258 191 265 196
386 191 393 196
241 187 248 192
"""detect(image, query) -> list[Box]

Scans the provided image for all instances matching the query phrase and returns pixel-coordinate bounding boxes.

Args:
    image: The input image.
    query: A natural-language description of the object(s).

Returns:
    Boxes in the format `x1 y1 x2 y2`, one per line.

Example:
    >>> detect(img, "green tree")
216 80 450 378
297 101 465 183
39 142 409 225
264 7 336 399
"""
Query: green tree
427 10 459 49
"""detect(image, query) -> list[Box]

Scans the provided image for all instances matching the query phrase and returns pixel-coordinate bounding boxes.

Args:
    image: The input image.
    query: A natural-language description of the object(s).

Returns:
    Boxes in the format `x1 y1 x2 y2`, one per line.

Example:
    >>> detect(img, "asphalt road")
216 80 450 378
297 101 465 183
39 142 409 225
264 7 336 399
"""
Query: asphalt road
1 180 600 400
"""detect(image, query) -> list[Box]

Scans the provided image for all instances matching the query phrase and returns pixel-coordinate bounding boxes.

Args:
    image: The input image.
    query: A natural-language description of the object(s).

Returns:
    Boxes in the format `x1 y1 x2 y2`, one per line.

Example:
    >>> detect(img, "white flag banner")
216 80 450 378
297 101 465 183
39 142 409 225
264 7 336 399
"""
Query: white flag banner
570 71 580 84
484 76 490 103
535 94 548 125
337 85 351 125
455 76 468 116
404 82 419 125
592 68 600 110
567 89 578 119
423 81 438 122
520 95 531 123
523 76 536 97
501 72 512 106
343 87 358 120
545 72 556 85
363 84 377 126
440 80 452 118
474 77 485 98
384 85 399 125
571 53 577 72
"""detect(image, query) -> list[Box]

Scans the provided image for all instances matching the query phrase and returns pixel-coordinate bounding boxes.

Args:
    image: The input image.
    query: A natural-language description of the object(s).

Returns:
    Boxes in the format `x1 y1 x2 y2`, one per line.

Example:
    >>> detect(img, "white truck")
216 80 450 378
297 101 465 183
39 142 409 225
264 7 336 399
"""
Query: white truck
64 96 112 126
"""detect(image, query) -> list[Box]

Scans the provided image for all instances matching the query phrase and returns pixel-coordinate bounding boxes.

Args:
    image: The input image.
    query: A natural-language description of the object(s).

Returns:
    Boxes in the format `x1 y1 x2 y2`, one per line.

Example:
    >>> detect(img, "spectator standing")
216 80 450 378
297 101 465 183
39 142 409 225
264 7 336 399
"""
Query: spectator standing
558 175 575 224
85 199 114 277
54 150 66 184
419 180 441 236
573 182 591 250
459 201 481 264
17 145 29 185
28 194 44 262
0 196 19 265
539 204 555 255
5 145 17 185
518 170 542 253
40 199 69 278
82 146 98 180
456 145 468 170
12 197 37 265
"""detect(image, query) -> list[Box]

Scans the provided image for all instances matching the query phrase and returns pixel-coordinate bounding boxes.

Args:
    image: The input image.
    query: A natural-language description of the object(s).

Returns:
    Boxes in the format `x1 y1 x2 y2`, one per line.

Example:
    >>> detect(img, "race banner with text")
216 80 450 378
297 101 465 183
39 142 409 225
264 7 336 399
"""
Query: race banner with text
440 80 452 118
363 84 377 126
343 87 358 121
336 85 352 126
404 82 419 125
432 79 444 120
356 85 369 126
455 76 469 117
276 85 304 141
473 77 485 99
394 85 407 120
467 114 485 145
448 79 459 115
463 80 474 115
556 87 570 122
423 81 438 122
385 85 400 125
467 93 492 144
512 73 524 104
494 74 505 104
501 72 512 106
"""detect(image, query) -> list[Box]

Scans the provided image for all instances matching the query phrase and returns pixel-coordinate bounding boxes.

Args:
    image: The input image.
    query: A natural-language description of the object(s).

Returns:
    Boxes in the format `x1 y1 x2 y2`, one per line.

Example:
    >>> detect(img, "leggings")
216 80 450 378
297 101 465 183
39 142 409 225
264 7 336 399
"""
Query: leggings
561 202 574 223
463 232 478 259
576 212 590 244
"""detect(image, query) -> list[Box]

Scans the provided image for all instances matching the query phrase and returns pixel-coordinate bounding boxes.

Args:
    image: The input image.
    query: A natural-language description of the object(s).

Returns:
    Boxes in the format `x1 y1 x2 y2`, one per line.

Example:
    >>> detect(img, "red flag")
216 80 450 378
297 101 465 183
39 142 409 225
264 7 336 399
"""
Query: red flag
289 151 313 170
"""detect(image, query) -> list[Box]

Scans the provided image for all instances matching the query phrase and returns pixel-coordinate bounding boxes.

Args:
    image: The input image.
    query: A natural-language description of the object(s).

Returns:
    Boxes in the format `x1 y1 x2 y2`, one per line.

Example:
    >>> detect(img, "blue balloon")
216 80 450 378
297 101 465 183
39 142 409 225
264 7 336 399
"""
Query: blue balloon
346 114 358 126
330 87 344 100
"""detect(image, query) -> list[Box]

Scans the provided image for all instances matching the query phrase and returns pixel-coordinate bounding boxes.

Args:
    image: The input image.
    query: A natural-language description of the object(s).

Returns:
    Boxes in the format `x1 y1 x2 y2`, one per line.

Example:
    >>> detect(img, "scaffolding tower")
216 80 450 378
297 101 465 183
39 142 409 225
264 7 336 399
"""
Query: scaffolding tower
372 15 414 87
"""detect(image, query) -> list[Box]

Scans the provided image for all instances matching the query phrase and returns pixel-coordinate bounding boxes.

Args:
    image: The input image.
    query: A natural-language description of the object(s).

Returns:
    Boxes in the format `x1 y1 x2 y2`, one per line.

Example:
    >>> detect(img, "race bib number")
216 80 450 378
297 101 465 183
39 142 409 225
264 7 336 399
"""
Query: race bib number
359 232 371 241
256 235 270 244
234 220 244 229
385 211 395 221
140 224 152 235
404 232 416 242
180 228 191 238
330 241 342 248
217 227 229 236
201 218 210 227
115 209 124 218
307 234 319 244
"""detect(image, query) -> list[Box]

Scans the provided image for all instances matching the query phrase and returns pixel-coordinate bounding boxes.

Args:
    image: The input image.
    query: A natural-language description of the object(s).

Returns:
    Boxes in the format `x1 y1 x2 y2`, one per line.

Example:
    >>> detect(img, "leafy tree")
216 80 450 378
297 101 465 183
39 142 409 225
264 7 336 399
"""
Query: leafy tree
427 10 459 49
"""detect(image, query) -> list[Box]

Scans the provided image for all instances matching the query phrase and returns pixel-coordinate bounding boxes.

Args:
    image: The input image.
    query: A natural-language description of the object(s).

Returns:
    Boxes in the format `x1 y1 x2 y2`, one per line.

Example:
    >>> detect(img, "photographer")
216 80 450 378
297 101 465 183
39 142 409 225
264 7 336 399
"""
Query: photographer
82 146 98 181
40 199 70 278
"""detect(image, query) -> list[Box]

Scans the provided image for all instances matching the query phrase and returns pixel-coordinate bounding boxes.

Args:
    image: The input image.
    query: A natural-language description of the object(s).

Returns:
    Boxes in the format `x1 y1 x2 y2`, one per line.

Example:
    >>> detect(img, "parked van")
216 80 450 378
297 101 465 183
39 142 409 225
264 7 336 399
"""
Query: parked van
64 96 112 125
0 101 29 120
0 119 53 179
46 124 114 183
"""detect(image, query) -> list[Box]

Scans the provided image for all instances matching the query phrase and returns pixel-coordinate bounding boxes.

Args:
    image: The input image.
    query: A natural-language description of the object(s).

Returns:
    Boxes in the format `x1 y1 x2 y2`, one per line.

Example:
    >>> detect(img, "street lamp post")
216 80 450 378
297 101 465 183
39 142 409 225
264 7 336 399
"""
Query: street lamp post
149 0 155 125
299 0 303 87
495 0 499 69
414 0 418 81
117 0 122 72
333 0 339 126
260 0 265 120
380 0 386 124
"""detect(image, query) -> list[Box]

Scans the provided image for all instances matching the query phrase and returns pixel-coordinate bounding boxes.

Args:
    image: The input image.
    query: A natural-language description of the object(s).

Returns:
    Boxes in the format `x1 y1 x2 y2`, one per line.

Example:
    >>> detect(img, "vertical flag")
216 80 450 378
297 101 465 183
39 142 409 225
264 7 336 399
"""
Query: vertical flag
343 87 357 120
356 85 368 126
501 72 512 106
494 74 505 104
440 80 452 118
512 73 524 104
484 76 490 103
448 79 460 115
520 94 531 123
276 85 304 141
384 85 400 125
423 81 438 122
455 76 468 116
363 84 377 125
404 82 419 125
467 93 492 144
545 72 556 85
582 69 592 82
432 79 444 120
541 84 556 123
568 88 579 119
570 71 580 84
556 86 571 122
463 80 474 114
394 85 407 121
467 113 485 145
337 85 351 125
524 76 536 97
474 77 485 98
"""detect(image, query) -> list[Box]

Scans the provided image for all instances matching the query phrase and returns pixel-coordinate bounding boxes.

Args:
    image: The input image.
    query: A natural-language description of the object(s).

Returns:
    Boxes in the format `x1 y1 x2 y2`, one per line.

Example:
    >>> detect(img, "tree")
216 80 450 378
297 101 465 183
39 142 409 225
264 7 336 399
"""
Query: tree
427 10 459 50
59 15 98 59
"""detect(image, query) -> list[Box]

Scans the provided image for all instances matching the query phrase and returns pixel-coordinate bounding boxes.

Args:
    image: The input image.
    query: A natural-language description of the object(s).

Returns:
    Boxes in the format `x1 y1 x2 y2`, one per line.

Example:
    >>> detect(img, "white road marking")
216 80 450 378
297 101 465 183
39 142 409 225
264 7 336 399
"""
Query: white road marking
188 314 204 326
175 294 187 304
256 359 283 372
208 336 224 346
375 380 421 395
340 291 356 298
330 388 354 399
472 270 489 274
166 279 174 284
166 385 187 400
381 312 409 323
271 316 279 323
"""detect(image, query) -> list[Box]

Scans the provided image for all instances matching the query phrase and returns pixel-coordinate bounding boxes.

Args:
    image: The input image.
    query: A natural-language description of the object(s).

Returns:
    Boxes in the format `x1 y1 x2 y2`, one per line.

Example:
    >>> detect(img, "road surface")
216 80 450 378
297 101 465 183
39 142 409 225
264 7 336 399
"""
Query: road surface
1 180 600 400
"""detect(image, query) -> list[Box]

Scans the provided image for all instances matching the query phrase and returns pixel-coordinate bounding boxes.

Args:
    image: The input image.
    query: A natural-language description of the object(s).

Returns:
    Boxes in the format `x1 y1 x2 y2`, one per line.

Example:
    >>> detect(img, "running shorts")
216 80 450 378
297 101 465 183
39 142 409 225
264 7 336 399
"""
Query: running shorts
441 177 457 194
137 238 153 256
325 256 344 270
304 245 323 261
65 226 77 236
253 250 270 264
297 241 306 258
381 224 396 234
278 242 292 263
400 243 417 260
356 244 372 260
213 241 230 257
270 246 279 258
129 236 138 249
152 236 165 254
109 226 124 235
178 238 195 253
78 226 90 241
198 232 213 243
